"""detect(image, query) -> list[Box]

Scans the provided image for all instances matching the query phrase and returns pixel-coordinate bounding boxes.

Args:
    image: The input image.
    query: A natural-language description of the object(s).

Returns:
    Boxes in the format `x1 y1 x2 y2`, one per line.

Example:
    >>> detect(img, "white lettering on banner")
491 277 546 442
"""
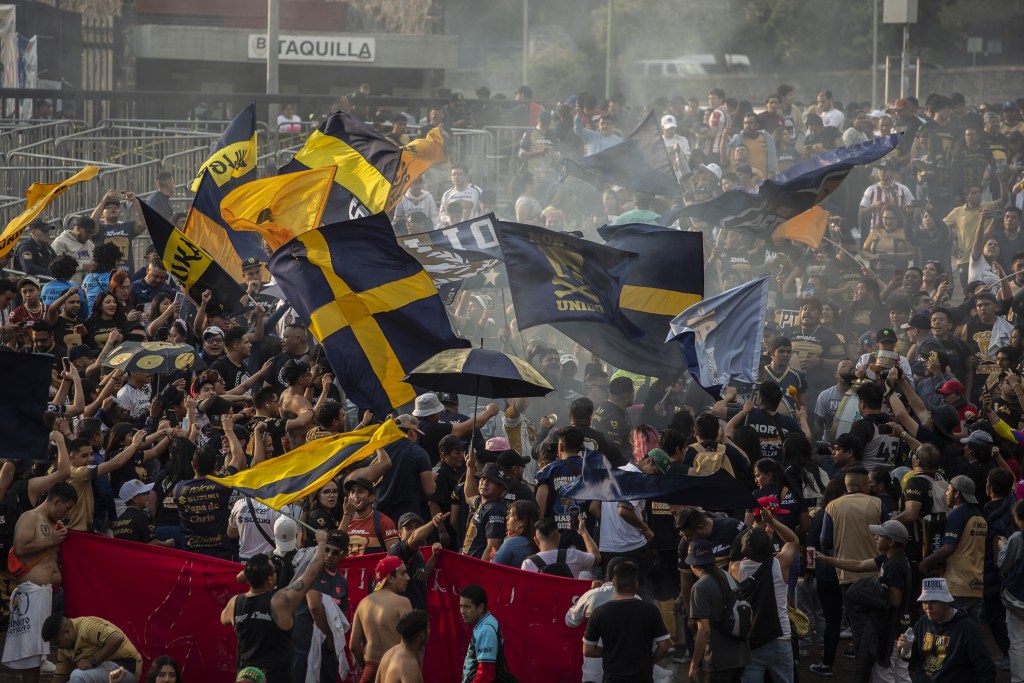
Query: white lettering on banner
248 35 375 63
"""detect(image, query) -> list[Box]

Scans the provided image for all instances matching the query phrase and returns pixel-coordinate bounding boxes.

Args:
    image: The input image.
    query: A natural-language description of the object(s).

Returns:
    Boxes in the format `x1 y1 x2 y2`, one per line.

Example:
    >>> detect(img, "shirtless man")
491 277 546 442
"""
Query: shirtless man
279 360 332 449
2 469 78 683
375 609 429 683
349 555 413 683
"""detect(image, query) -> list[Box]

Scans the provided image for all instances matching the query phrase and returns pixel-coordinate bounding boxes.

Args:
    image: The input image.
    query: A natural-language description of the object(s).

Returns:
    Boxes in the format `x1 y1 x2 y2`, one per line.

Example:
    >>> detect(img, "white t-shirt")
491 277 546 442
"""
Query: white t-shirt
116 384 152 419
520 547 596 578
598 463 647 553
229 498 281 560
968 254 1000 292
819 108 845 130
277 114 302 133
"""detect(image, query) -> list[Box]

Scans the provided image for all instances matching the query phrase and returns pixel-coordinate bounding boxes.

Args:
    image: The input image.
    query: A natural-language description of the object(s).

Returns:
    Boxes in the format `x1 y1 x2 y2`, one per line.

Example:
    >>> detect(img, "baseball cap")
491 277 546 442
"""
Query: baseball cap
949 475 978 504
398 512 424 528
661 114 677 128
876 328 898 343
478 462 511 489
16 277 40 290
394 414 424 434
936 379 966 395
273 517 298 553
833 432 863 452
684 539 716 567
241 257 262 270
868 519 909 543
699 162 723 181
118 479 154 503
438 434 467 453
961 430 993 446
202 325 224 340
560 354 578 366
646 448 671 474
755 495 791 516
28 221 51 232
875 159 895 170
343 476 374 494
199 396 232 417
236 668 266 683
496 449 529 468
373 555 404 592
485 436 510 452
918 577 954 603
412 393 444 418
436 391 458 405
901 313 931 331
68 344 99 362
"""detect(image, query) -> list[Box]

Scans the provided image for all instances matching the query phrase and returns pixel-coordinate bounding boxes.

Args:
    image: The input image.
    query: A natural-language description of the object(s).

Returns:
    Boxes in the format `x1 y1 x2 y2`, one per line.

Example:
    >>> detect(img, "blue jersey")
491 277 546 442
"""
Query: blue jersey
463 612 501 683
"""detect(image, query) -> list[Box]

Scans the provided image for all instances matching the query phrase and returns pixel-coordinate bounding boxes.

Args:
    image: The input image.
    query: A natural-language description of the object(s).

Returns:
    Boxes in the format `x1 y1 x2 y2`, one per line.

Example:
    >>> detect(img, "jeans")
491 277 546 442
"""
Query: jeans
1009 608 1024 683
70 661 138 683
953 596 983 625
740 638 794 683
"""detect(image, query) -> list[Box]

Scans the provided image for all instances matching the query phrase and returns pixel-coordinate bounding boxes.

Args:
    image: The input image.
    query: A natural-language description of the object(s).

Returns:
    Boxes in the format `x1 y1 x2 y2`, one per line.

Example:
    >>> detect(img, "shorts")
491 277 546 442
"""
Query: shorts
358 660 379 683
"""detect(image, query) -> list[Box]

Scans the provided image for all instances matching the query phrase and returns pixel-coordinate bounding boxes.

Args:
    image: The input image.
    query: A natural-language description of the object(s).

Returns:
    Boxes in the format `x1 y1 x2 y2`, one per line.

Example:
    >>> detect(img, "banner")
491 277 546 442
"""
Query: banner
398 213 502 290
0 165 100 258
62 535 589 683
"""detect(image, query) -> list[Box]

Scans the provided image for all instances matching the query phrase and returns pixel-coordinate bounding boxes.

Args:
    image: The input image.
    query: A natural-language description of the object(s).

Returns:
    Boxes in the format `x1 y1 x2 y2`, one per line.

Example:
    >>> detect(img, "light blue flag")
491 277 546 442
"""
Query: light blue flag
666 276 770 397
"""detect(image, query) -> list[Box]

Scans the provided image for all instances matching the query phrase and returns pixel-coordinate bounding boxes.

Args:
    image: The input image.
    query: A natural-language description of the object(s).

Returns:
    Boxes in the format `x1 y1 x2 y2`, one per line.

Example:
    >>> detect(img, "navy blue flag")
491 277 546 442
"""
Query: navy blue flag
398 213 502 294
268 214 470 416
559 450 756 510
550 223 704 378
563 111 680 196
0 352 53 461
496 221 643 339
667 276 770 397
661 134 899 233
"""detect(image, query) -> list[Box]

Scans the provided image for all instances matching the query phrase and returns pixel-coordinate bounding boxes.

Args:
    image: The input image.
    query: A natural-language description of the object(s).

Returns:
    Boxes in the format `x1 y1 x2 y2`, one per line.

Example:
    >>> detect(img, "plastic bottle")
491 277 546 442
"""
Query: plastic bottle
899 627 915 658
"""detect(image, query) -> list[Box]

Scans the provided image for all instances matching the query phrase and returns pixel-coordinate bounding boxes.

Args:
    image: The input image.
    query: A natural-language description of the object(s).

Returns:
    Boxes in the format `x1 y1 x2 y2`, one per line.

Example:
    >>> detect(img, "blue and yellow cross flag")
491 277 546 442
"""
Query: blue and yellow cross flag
137 199 244 317
184 103 265 282
495 221 643 340
267 213 471 417
208 420 405 509
551 222 704 378
667 275 770 397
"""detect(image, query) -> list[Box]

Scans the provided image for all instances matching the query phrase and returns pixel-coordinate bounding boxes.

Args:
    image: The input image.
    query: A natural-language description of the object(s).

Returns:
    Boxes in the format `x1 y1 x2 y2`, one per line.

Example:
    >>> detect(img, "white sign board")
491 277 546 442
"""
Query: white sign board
248 34 375 62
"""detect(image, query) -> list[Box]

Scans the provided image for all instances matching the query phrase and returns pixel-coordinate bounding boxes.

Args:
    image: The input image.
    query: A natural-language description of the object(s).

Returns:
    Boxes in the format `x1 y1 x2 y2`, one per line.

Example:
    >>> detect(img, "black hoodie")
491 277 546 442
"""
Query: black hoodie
910 607 995 682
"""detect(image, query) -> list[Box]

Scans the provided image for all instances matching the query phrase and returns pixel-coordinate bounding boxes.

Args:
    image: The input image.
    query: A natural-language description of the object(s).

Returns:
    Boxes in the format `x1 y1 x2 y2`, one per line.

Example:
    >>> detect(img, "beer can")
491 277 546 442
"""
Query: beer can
806 546 816 569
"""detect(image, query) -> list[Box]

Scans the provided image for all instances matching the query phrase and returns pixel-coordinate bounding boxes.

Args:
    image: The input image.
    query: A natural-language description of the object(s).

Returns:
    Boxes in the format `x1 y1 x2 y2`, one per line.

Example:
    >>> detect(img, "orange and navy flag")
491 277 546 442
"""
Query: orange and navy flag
220 166 337 251
267 213 470 416
184 103 264 281
280 111 444 222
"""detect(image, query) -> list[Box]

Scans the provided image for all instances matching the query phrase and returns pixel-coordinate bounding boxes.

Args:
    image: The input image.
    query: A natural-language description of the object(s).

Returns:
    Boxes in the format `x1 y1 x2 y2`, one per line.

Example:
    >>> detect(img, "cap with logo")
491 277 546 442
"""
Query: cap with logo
373 555 405 591
274 517 298 553
485 436 510 451
118 479 154 503
661 114 677 129
646 448 671 474
918 577 954 603
436 392 458 405
241 257 263 270
699 163 723 181
876 328 898 343
478 462 511 489
394 414 424 434
343 476 374 494
685 539 716 567
202 325 224 340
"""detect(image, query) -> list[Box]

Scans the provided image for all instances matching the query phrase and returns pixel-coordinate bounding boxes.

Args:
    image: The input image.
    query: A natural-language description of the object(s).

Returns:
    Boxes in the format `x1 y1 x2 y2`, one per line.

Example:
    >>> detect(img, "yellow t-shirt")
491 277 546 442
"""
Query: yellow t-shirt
943 506 987 599
944 200 1003 265
54 616 143 677
66 466 96 532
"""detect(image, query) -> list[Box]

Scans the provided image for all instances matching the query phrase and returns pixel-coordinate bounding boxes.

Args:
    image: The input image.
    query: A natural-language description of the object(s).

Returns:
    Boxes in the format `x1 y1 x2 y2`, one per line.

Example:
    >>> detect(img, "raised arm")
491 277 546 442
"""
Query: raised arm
27 427 72 504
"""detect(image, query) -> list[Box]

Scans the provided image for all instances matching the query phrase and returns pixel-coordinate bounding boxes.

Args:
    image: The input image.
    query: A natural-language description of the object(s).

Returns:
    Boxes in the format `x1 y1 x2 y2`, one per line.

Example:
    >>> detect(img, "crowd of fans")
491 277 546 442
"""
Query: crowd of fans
2 81 1024 682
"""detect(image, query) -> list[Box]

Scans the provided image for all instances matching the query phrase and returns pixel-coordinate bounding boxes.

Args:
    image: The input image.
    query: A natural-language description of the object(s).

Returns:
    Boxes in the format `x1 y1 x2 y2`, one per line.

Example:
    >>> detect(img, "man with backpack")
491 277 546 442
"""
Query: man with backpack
687 539 751 682
460 584 517 683
521 516 600 578
685 412 750 479
895 443 950 591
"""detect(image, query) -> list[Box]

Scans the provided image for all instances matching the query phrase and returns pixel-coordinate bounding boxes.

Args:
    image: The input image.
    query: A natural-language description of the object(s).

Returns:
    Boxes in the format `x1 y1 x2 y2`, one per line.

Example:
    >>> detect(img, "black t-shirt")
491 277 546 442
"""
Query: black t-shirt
251 416 288 457
502 481 536 506
153 471 183 528
417 420 452 467
306 506 339 532
731 407 800 460
592 401 631 451
107 448 150 497
210 356 251 392
584 599 670 683
902 471 946 561
175 469 237 554
877 551 912 628
430 461 463 549
111 506 154 543
294 565 348 626
678 516 747 571
390 539 428 611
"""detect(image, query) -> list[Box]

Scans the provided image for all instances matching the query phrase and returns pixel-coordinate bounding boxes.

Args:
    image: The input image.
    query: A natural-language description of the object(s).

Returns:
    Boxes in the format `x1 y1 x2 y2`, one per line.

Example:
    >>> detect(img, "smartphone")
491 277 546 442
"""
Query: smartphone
173 291 185 308
61 358 70 371
894 268 904 280
939 273 948 284
166 408 178 427
134 304 145 312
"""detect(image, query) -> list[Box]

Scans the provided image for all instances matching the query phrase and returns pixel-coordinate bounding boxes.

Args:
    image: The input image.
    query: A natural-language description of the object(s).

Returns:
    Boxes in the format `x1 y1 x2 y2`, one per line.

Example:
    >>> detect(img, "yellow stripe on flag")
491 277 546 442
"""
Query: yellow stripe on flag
620 285 702 317
207 420 404 509
0 166 100 258
773 205 829 250
293 130 393 213
221 166 337 251
182 207 246 282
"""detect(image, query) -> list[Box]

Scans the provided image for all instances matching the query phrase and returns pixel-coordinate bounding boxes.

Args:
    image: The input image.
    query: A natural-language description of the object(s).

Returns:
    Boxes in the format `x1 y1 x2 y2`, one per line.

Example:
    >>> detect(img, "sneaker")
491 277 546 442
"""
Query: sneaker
40 660 56 674
670 646 691 664
842 647 855 659
995 658 1011 671
809 663 833 676
840 627 853 639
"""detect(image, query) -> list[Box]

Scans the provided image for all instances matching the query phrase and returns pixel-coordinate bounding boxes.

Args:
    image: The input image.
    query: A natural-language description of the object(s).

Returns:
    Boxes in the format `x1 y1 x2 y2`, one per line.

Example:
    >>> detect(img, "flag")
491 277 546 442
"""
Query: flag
267 213 470 416
0 165 99 258
495 221 642 338
772 204 829 249
386 126 446 211
183 103 265 282
562 111 679 196
138 199 244 316
398 213 502 294
208 421 404 508
220 166 337 251
0 352 52 461
554 223 703 378
189 102 258 192
661 134 899 234
667 276 770 396
989 316 1014 355
559 451 756 510
62 535 587 683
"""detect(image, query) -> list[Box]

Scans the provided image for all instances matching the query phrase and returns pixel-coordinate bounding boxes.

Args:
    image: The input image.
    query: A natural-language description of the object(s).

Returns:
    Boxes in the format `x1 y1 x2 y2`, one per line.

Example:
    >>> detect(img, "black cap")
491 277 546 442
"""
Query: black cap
902 313 930 331
478 463 511 489
876 328 898 343
343 476 374 493
241 257 262 270
438 433 467 453
496 449 529 468
436 391 458 405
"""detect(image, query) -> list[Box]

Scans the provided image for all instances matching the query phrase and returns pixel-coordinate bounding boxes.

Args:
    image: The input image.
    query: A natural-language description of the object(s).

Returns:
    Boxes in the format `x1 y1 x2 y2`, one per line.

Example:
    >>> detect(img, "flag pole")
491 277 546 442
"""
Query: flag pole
253 495 319 534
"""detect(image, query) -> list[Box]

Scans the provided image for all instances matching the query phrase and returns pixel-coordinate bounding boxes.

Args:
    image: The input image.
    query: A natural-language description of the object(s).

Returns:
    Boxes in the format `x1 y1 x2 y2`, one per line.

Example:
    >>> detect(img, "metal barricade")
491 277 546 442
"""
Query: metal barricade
0 120 87 157
484 125 533 189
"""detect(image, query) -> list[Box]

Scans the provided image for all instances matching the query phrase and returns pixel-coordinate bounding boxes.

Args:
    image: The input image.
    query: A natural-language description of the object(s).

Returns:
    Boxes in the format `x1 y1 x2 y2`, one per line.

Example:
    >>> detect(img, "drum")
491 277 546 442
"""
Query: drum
829 387 862 443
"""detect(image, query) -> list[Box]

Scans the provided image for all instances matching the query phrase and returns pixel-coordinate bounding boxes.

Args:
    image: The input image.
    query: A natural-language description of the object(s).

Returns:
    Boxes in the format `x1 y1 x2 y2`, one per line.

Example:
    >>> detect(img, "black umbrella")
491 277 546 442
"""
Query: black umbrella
402 347 553 399
104 341 205 375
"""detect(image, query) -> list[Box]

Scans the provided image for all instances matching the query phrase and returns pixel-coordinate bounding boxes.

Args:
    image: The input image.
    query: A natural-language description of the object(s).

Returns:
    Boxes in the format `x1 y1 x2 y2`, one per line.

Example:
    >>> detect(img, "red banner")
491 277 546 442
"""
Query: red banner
62 533 589 682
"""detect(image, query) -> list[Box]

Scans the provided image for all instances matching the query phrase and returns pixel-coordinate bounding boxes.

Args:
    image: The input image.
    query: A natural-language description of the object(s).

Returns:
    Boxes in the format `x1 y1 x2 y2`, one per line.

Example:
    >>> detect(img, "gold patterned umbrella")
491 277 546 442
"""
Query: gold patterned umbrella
104 342 205 374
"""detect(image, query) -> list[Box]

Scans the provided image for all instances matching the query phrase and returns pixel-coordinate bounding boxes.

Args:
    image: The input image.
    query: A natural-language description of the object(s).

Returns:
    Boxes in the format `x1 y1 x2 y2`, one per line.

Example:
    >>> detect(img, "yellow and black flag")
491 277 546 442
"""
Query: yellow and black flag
267 213 470 417
280 111 444 222
184 103 265 282
138 199 245 316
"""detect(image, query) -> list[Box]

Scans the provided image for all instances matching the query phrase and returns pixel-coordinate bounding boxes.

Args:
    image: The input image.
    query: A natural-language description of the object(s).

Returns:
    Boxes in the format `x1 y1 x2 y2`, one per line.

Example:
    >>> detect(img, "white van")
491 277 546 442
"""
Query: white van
629 53 753 78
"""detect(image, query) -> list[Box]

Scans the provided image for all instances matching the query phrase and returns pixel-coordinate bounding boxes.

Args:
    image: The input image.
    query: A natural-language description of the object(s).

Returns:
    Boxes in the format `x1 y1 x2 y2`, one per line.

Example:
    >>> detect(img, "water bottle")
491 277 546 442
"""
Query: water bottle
899 627 915 658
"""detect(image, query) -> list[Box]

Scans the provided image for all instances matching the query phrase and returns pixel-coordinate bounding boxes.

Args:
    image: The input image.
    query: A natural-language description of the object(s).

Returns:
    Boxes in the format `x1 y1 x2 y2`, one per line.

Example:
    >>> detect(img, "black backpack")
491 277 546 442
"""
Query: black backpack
468 620 517 683
708 567 753 640
527 549 573 578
